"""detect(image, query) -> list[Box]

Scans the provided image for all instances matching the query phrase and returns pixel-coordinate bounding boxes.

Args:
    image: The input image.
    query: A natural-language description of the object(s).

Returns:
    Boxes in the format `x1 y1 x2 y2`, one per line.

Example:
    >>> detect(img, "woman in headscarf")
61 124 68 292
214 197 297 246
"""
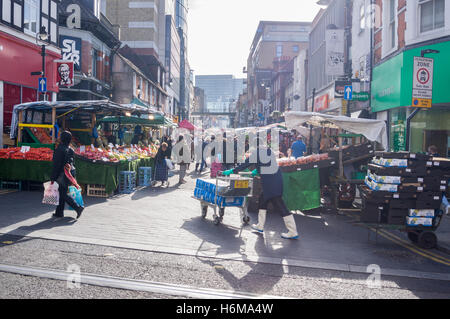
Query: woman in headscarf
50 131 84 219
154 142 170 187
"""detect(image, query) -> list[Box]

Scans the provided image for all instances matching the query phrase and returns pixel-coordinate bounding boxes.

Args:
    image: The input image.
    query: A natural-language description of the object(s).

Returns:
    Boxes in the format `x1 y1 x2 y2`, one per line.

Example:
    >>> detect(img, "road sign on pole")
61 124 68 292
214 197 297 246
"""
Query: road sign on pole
412 56 434 108
344 86 352 101
38 77 47 93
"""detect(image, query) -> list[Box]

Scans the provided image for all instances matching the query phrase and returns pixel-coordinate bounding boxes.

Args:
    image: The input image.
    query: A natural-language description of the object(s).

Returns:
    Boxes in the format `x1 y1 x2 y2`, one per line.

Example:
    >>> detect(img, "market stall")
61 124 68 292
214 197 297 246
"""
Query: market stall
284 111 388 212
2 100 162 196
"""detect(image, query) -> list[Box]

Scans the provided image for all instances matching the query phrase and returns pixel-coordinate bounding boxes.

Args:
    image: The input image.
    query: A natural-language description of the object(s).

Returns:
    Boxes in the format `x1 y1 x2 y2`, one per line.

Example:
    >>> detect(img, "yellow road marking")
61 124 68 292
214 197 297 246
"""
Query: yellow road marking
369 227 450 266
0 189 18 195
378 228 450 263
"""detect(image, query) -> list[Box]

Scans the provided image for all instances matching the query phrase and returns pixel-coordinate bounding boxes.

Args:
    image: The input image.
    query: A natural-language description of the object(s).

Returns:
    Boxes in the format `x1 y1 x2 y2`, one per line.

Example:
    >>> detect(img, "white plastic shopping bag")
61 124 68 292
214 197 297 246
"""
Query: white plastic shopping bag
165 159 174 170
42 181 60 205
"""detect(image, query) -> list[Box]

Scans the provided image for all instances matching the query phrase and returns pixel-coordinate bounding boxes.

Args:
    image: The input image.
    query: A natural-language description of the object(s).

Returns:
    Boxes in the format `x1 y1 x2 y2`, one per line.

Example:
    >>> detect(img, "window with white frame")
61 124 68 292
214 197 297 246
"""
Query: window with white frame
24 0 40 35
389 0 396 49
360 3 366 32
419 0 445 33
276 45 283 57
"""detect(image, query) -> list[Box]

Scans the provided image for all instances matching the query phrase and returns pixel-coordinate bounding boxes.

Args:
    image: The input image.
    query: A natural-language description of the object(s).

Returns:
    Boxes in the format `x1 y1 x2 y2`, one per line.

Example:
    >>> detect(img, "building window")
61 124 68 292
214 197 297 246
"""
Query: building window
24 0 40 35
293 45 299 53
276 45 283 57
360 4 366 32
91 49 98 78
389 0 396 49
419 0 445 33
2 0 11 23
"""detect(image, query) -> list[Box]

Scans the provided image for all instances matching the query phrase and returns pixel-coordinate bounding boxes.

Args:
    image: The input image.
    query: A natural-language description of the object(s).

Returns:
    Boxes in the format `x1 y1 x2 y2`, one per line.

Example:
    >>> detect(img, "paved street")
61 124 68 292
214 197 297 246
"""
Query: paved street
0 167 449 298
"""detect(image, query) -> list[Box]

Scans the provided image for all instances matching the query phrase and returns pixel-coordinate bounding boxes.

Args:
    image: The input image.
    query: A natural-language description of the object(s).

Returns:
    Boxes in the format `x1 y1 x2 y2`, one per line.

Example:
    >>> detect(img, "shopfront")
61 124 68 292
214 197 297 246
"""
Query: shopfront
372 39 450 156
0 30 60 146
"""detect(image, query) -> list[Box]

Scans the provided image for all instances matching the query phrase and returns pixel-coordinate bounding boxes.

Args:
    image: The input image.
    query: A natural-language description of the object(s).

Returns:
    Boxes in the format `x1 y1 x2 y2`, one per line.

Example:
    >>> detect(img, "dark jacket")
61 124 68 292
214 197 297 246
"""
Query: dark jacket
51 144 74 182
155 148 170 165
232 148 283 202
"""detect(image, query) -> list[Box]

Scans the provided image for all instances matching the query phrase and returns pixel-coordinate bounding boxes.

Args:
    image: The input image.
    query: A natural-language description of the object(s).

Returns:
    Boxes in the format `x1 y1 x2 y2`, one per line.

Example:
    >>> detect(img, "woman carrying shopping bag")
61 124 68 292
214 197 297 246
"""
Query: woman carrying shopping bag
50 131 84 219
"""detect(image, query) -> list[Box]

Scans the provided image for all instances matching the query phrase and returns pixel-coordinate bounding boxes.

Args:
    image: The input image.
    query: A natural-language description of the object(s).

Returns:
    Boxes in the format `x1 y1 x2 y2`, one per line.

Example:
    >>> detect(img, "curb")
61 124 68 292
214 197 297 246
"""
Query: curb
436 244 450 256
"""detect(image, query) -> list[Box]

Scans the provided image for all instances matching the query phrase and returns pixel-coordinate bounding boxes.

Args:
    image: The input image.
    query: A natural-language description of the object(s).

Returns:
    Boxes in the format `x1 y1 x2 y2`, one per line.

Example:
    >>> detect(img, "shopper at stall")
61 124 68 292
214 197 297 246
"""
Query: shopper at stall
154 142 170 187
50 131 84 219
222 138 299 240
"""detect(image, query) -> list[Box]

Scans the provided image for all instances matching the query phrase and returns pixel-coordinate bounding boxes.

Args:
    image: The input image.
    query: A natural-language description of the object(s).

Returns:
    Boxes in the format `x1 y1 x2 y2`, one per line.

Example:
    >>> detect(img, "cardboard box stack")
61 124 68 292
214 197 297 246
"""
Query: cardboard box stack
360 152 449 227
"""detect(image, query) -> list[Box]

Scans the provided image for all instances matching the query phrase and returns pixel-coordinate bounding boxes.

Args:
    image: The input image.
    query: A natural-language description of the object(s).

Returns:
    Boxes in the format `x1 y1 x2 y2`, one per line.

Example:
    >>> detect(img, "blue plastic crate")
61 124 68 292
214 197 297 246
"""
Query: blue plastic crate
119 171 136 194
138 167 152 187
216 196 245 207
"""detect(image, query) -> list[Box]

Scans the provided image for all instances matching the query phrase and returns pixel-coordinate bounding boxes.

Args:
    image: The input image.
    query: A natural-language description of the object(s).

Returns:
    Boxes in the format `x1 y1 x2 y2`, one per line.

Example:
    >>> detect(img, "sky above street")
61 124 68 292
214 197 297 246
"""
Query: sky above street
188 0 322 80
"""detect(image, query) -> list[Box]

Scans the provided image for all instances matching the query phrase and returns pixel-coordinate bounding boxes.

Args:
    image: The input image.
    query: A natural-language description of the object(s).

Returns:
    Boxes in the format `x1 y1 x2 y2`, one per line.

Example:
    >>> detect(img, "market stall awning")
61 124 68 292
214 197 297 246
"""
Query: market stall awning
98 114 166 126
285 111 388 150
10 100 158 139
178 119 197 131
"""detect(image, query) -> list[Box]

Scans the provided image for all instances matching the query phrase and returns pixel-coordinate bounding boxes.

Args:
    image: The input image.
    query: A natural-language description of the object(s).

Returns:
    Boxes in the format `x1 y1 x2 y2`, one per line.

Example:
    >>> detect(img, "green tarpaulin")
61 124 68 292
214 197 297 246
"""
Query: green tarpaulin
0 159 53 182
282 168 321 211
0 157 155 195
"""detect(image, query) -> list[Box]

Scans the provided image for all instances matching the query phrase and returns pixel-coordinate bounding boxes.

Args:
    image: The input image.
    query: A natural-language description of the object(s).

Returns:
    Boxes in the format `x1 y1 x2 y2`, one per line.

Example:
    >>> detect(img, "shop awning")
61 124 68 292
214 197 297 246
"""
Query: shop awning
98 114 166 126
285 111 388 150
10 100 157 138
178 119 197 131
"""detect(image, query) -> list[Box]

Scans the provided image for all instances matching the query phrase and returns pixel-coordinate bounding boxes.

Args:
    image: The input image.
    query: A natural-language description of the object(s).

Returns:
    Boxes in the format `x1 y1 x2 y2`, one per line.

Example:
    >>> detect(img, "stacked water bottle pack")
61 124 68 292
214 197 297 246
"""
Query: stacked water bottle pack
360 152 450 226
194 179 245 207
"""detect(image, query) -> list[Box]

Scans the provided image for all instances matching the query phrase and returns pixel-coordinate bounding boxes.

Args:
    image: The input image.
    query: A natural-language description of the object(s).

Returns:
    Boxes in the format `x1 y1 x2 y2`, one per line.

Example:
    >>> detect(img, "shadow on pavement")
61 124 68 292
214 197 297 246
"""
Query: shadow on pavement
0 191 105 231
0 216 77 248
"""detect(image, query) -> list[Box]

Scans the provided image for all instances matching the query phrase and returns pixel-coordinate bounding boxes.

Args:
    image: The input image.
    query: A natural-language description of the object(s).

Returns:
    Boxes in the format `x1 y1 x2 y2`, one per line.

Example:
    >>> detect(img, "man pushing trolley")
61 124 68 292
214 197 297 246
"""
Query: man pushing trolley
222 139 299 240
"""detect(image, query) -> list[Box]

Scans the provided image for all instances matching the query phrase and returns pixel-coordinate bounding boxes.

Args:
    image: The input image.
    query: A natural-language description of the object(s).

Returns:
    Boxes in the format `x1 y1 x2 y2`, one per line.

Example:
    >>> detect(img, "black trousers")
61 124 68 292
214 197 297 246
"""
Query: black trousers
258 194 291 217
55 178 80 217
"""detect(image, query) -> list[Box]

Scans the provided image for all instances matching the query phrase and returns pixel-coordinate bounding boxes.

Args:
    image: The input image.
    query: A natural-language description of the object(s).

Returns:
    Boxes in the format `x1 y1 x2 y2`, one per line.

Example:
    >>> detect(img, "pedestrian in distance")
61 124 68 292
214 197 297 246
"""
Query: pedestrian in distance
50 131 84 219
222 138 299 240
175 136 188 184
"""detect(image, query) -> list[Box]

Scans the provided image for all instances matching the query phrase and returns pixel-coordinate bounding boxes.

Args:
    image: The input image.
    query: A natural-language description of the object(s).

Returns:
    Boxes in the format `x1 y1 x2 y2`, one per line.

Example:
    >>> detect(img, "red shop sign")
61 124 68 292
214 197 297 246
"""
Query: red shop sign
315 94 329 111
56 60 74 88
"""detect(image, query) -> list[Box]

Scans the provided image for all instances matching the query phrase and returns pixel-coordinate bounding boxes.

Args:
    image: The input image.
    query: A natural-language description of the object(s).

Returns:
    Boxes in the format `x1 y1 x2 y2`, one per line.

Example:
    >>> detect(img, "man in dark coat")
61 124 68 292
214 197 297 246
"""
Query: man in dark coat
222 140 299 239
50 131 84 219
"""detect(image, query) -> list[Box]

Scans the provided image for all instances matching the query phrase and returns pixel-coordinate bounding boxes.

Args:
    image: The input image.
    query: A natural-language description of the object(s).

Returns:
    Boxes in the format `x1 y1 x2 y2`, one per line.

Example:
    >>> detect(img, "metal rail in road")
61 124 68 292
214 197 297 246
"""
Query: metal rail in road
0 263 285 299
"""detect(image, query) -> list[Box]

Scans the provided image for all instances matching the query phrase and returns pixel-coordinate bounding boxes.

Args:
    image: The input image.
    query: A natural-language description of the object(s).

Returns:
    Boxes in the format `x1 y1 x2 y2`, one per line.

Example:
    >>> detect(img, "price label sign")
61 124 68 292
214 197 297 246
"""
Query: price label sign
80 145 86 153
20 146 31 153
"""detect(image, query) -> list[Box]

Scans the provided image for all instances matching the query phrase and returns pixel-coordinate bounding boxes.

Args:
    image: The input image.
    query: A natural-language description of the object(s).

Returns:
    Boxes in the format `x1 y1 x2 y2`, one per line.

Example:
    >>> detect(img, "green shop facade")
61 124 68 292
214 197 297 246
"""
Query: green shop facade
371 39 450 157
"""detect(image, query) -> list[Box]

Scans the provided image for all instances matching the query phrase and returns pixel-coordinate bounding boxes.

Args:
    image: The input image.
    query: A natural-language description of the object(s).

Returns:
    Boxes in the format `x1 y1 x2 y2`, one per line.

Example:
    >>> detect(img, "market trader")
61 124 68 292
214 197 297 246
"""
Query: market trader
290 135 307 159
222 139 299 240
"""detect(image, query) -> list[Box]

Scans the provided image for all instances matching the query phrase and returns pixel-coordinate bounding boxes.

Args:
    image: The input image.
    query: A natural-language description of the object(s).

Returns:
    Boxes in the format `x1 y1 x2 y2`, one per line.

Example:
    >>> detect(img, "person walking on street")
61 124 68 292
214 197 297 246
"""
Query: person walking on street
222 138 299 239
50 131 84 219
175 135 188 184
154 142 171 187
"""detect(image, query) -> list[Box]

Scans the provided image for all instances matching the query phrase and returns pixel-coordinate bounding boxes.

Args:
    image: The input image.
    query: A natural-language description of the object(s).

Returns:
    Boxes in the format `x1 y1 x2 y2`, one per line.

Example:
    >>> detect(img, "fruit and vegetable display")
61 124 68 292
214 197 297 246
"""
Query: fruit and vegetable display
75 144 158 163
277 153 330 167
30 127 53 144
0 147 53 161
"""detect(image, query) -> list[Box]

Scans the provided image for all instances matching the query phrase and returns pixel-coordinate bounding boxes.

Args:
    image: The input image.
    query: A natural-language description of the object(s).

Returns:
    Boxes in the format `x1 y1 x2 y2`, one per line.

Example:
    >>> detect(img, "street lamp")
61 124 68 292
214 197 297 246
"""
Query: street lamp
35 26 49 101
421 49 440 57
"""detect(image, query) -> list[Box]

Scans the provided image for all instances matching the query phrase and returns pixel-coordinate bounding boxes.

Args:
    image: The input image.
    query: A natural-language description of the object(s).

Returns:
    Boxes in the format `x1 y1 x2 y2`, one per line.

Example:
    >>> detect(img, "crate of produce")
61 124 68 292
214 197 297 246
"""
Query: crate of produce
119 171 136 194
87 184 111 198
138 167 152 187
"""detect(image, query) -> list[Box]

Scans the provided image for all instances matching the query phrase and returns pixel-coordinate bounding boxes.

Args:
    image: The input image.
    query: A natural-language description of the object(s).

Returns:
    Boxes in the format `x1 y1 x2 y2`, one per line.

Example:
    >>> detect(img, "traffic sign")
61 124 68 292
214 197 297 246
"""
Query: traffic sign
38 77 47 93
412 56 434 108
344 86 352 100
335 80 352 98
353 92 369 101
